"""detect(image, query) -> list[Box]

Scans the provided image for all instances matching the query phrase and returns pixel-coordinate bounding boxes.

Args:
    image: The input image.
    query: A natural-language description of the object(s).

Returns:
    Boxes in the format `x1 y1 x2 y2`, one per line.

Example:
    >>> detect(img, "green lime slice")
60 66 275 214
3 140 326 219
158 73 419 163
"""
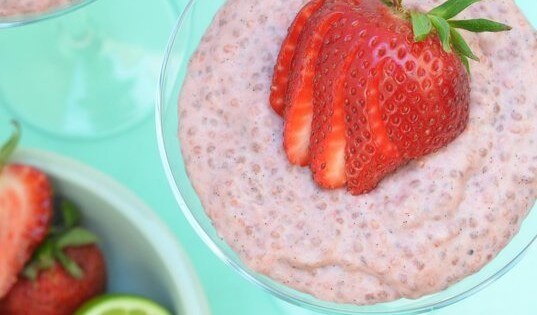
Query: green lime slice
75 294 172 315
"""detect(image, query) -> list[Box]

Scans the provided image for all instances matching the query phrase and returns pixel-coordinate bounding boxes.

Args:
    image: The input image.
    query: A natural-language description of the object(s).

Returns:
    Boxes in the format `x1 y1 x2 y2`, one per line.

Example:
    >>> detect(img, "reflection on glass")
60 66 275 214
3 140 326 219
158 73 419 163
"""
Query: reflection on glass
0 0 176 139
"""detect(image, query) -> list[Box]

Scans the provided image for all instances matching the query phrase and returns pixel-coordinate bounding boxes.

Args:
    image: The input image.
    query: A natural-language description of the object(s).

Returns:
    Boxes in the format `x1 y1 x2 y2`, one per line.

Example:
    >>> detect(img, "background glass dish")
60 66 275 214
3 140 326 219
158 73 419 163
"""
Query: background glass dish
0 0 96 28
0 0 177 139
156 0 537 314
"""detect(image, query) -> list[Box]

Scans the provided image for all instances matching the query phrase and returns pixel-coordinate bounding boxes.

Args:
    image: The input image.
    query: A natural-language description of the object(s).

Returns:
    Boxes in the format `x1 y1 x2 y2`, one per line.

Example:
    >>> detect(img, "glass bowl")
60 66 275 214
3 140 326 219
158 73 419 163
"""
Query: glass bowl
0 0 97 28
0 0 176 139
156 0 537 314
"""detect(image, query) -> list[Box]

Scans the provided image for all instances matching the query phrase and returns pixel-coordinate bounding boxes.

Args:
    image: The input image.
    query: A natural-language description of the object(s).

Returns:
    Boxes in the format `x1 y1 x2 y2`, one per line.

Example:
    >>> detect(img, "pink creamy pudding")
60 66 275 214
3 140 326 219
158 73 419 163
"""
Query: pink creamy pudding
179 0 537 305
0 0 72 17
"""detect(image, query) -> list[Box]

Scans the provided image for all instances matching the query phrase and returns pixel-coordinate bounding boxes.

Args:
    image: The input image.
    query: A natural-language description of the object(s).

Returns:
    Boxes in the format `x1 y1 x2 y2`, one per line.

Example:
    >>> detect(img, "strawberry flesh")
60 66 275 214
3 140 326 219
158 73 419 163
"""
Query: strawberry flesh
0 165 52 298
310 11 365 189
283 6 346 166
270 0 326 116
345 58 404 194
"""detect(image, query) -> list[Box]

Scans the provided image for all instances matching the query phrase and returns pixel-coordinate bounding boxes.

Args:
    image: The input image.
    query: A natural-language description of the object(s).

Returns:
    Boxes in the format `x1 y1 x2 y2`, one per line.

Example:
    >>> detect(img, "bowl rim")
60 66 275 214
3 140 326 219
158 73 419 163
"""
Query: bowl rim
12 148 211 315
0 0 98 28
155 1 537 314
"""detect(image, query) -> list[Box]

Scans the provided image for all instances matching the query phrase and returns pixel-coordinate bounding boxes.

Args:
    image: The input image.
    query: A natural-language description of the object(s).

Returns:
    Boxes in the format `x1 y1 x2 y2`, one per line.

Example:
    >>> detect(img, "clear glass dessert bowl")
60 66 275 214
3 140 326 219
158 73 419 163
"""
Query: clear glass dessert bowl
0 0 177 139
156 0 537 314
0 0 96 28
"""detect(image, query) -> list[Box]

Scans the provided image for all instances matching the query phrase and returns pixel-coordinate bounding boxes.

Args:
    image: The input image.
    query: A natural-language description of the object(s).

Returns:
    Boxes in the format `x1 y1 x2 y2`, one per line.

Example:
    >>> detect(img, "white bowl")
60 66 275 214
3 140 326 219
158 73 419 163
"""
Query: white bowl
12 148 210 315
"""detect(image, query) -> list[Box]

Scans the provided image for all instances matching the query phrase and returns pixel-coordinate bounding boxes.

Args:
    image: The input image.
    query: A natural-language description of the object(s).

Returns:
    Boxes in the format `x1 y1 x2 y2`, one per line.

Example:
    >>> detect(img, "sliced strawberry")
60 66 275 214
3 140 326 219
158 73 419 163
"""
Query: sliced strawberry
284 5 351 166
343 25 404 194
270 0 326 116
310 12 370 189
345 71 404 194
0 164 52 298
271 0 487 195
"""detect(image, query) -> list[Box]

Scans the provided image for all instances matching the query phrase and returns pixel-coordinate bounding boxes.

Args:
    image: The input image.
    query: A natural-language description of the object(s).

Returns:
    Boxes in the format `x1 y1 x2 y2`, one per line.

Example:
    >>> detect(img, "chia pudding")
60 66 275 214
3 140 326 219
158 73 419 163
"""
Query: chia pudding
178 0 537 304
0 0 73 17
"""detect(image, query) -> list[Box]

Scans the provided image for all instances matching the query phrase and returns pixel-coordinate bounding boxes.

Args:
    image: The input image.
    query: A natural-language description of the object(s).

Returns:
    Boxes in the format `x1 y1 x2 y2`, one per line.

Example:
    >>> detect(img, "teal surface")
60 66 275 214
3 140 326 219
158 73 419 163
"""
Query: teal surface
1 0 536 314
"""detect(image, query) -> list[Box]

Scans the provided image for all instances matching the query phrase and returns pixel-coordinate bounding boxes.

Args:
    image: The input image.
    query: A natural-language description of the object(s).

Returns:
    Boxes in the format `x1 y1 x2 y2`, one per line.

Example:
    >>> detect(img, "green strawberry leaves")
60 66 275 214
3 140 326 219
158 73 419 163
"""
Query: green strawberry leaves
0 121 20 171
429 0 481 20
409 0 512 73
56 249 85 279
411 12 432 42
57 227 99 249
23 198 98 280
22 240 55 280
450 28 479 61
449 19 512 33
429 15 452 52
60 199 82 229
380 0 394 7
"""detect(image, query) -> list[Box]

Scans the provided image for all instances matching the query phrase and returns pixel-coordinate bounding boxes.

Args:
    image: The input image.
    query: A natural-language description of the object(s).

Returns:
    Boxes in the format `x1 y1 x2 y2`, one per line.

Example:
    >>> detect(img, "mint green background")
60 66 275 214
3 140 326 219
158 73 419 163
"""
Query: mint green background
0 1 536 314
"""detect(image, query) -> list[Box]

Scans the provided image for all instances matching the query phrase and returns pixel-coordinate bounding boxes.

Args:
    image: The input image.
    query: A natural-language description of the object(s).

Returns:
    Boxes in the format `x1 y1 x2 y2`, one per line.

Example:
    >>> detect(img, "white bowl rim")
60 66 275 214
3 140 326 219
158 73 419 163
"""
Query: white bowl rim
12 148 211 315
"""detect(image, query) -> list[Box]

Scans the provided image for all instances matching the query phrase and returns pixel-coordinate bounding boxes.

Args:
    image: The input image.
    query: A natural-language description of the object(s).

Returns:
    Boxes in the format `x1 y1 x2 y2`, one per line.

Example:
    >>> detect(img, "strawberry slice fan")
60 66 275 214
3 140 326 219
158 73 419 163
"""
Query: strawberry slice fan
270 0 511 195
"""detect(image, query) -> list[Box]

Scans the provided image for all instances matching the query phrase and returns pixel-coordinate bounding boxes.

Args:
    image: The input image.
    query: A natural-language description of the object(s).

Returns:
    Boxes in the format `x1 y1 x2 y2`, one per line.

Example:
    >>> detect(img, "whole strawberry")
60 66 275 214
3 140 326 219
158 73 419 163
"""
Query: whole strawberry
0 122 52 297
0 245 106 315
0 197 107 315
270 0 511 194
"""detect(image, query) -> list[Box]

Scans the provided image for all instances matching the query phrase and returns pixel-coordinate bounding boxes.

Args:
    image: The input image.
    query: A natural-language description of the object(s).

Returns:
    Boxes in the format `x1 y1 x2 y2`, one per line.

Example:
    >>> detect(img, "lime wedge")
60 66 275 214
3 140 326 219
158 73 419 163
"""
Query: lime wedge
75 294 172 315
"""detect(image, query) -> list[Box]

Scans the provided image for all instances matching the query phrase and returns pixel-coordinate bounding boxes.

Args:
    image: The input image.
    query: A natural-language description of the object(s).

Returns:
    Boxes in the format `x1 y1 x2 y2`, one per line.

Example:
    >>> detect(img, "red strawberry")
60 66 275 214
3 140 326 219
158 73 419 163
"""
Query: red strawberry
0 125 52 298
270 0 326 116
341 2 471 194
309 11 370 189
283 3 356 166
0 245 107 315
274 0 510 194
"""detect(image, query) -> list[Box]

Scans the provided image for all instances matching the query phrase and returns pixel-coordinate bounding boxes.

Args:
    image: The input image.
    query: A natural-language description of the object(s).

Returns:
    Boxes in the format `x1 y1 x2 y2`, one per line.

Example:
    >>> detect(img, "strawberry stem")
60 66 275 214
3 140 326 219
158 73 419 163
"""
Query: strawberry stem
0 121 21 171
